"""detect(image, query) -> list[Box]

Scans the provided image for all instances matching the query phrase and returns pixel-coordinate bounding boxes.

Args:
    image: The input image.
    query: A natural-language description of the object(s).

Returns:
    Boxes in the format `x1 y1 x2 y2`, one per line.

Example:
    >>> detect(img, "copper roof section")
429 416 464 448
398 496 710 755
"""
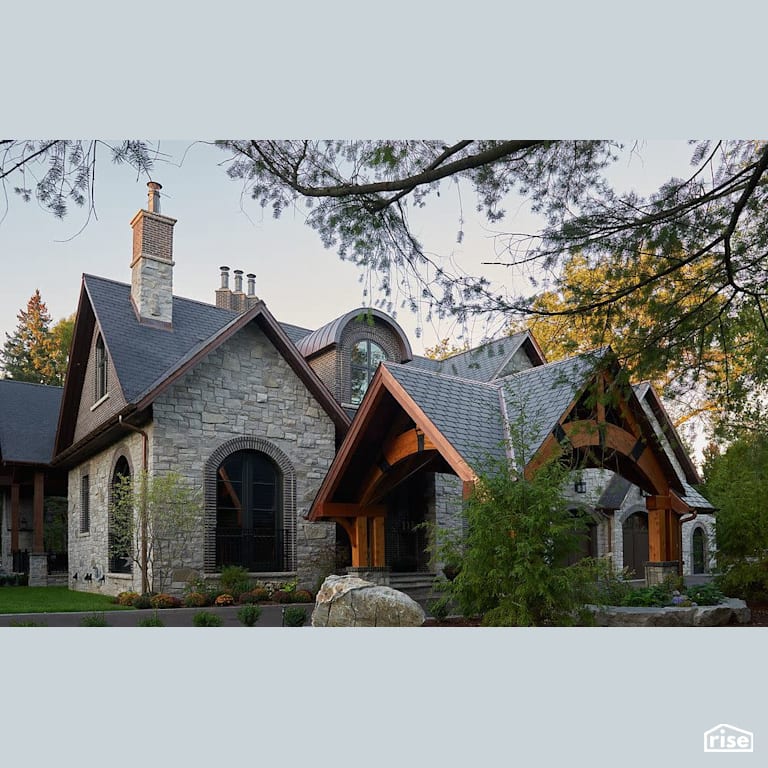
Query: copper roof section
295 307 413 361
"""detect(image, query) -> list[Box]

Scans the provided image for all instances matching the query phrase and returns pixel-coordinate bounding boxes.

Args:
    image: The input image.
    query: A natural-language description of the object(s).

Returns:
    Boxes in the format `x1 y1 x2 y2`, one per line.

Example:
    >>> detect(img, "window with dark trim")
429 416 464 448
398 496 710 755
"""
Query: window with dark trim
109 456 132 574
80 474 90 534
350 340 386 405
95 334 108 401
216 450 284 572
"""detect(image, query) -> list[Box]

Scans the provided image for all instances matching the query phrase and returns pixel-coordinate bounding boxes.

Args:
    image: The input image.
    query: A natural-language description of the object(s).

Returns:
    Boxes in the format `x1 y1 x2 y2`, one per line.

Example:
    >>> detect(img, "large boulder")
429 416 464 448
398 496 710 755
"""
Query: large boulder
311 575 426 627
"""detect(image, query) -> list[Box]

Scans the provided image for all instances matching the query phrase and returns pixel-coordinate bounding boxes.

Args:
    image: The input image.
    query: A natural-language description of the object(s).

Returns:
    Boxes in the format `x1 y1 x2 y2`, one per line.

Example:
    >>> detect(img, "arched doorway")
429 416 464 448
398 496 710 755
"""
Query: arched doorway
623 511 649 578
692 527 706 574
109 456 132 574
215 449 284 572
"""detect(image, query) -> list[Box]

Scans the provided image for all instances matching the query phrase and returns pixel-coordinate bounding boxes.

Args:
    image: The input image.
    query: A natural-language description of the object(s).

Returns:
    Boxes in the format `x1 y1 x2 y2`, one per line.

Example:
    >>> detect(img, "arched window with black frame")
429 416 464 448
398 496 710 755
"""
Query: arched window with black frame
350 339 387 405
216 450 284 572
109 456 133 574
95 334 108 400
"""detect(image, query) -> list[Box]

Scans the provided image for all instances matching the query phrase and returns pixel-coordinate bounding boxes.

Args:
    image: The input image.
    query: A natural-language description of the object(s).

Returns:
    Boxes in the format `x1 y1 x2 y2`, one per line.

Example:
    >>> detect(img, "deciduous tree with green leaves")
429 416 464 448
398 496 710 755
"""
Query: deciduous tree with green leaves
109 471 203 594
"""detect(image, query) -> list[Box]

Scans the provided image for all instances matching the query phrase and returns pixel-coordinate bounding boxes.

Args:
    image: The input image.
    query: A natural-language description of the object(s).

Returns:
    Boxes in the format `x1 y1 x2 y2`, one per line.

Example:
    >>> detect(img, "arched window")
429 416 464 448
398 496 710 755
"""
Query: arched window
95 334 108 400
109 456 132 574
215 450 284 572
692 527 706 574
350 340 387 404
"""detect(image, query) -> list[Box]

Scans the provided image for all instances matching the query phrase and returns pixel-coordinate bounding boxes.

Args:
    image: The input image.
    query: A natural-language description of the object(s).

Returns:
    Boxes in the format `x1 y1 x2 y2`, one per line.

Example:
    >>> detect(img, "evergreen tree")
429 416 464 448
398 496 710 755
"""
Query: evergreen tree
1 291 69 385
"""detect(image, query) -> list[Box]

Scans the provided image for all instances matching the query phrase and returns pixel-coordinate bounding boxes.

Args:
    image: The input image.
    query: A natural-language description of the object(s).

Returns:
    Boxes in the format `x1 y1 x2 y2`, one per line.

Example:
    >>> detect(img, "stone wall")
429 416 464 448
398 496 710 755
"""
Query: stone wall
432 473 464 572
152 322 337 592
68 429 149 596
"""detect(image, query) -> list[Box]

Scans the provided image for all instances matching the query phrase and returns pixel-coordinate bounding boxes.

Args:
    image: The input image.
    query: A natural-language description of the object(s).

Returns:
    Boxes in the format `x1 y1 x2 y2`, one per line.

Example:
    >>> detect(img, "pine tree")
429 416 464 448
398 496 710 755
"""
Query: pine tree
1 290 65 385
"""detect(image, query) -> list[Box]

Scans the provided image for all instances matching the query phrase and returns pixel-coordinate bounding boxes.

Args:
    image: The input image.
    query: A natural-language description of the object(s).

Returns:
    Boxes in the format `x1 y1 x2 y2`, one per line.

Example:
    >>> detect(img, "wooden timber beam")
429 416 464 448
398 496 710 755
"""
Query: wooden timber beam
10 482 19 553
33 471 44 554
526 420 670 497
315 503 387 519
358 427 437 507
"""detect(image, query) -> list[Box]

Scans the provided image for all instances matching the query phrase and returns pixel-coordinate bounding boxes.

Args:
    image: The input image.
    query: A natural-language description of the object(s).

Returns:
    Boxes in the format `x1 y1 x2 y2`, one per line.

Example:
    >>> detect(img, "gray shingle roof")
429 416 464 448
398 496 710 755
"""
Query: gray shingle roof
681 482 715 511
597 475 632 509
85 275 239 403
85 275 313 404
382 362 507 472
0 380 63 464
407 332 529 381
498 349 608 466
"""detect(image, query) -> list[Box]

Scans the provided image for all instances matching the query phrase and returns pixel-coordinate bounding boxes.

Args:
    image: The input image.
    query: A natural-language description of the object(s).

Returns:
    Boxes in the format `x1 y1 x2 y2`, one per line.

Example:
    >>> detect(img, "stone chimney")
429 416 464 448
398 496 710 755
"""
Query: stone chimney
130 182 177 326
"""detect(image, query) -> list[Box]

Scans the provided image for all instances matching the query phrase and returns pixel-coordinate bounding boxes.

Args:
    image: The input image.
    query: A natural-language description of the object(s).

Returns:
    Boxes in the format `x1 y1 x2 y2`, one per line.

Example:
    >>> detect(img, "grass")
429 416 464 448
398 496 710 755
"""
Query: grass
0 587 134 615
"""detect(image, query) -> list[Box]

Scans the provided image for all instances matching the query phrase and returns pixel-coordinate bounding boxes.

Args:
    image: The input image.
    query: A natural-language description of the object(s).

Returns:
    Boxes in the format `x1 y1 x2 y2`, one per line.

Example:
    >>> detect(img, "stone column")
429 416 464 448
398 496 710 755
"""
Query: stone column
28 554 48 587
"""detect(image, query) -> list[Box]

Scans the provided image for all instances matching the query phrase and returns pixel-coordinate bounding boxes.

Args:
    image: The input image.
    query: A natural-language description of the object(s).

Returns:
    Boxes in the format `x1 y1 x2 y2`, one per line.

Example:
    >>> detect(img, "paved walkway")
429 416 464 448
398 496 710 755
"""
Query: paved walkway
0 603 310 627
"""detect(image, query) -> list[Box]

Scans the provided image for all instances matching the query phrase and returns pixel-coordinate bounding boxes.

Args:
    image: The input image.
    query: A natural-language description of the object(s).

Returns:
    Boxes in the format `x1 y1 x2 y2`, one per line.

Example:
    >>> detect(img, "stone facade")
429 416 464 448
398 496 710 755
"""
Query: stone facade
68 429 148 595
151 322 336 592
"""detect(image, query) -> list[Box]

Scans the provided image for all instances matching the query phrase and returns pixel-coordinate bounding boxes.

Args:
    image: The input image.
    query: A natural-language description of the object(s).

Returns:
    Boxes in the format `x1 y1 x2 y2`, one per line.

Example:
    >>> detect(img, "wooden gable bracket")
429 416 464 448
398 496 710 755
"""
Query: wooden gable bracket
358 426 438 508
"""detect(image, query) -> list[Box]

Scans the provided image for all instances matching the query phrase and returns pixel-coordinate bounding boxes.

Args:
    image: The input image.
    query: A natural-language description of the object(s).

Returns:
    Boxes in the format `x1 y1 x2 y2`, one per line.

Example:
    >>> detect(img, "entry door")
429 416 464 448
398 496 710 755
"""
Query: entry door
623 512 649 578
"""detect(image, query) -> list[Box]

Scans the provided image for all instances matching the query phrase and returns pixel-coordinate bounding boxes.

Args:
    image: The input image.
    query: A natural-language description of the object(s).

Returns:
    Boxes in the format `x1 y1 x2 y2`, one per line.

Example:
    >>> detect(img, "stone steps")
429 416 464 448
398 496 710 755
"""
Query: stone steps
389 572 439 602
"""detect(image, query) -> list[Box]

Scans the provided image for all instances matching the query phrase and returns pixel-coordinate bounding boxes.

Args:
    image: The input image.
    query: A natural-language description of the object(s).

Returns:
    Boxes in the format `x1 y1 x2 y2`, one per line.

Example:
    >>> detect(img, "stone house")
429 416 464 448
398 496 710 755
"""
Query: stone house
1 182 715 594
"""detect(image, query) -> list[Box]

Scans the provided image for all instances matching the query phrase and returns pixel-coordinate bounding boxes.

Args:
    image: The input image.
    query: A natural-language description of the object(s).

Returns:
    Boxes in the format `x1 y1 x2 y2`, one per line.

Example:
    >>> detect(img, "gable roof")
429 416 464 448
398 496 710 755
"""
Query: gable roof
54 275 350 463
407 331 542 381
0 380 63 464
499 349 610 466
383 362 508 470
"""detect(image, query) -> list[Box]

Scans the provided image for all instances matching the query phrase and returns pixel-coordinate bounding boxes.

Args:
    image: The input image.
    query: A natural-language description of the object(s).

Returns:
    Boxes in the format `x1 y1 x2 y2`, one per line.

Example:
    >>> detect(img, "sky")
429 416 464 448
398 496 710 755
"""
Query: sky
0 139 698 356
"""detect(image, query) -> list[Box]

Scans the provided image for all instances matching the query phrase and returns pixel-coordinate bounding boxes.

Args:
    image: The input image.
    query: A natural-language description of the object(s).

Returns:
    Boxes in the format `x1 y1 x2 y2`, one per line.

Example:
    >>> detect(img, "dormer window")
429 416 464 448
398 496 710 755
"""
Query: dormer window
95 334 108 401
350 340 386 405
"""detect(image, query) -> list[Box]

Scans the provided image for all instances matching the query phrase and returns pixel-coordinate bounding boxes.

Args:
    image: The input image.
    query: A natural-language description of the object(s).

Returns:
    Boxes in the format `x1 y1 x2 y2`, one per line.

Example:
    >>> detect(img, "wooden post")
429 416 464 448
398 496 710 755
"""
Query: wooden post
10 483 20 553
352 516 369 567
371 516 386 567
33 471 45 554
647 507 667 562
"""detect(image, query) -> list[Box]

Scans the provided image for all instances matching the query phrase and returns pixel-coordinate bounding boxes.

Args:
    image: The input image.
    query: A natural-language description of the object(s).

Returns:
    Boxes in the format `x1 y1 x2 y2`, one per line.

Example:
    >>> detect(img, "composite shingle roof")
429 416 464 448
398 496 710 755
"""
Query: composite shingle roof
85 275 239 403
0 380 63 464
382 362 508 471
498 349 609 466
407 332 531 381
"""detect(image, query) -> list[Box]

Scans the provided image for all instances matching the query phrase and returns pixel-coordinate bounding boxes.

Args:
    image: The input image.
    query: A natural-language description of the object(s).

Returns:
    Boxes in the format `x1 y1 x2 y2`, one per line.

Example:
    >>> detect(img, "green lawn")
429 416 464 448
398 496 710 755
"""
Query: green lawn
0 587 134 614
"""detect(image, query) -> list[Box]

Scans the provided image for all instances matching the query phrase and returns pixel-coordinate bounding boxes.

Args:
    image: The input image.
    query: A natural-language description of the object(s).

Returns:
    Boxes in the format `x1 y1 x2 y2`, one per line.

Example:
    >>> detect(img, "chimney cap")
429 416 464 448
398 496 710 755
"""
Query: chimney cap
233 269 244 274
147 181 163 191
246 273 256 279
220 265 230 271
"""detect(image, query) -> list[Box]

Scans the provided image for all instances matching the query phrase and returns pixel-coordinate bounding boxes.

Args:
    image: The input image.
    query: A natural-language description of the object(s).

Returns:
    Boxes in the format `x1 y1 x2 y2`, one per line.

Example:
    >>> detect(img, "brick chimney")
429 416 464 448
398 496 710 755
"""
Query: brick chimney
215 266 231 309
130 182 176 326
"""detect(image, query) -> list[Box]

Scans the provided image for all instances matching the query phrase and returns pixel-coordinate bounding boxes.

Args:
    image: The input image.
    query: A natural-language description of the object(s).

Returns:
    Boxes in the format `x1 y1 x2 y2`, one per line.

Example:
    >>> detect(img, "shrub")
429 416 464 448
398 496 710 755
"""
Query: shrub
238 587 270 604
715 562 768 603
237 604 263 626
150 593 182 609
132 593 153 609
193 611 223 627
183 591 209 608
428 596 451 621
219 565 252 598
214 593 234 606
620 584 672 607
80 613 108 627
116 591 140 606
685 583 726 606
291 589 314 603
271 589 292 604
282 606 307 627
138 612 165 627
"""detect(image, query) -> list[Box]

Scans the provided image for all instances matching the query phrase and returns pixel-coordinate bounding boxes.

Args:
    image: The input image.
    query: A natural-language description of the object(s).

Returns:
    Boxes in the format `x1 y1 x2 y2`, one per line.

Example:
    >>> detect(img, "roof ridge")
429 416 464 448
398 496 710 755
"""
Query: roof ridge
0 379 63 391
437 330 528 362
498 346 609 382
